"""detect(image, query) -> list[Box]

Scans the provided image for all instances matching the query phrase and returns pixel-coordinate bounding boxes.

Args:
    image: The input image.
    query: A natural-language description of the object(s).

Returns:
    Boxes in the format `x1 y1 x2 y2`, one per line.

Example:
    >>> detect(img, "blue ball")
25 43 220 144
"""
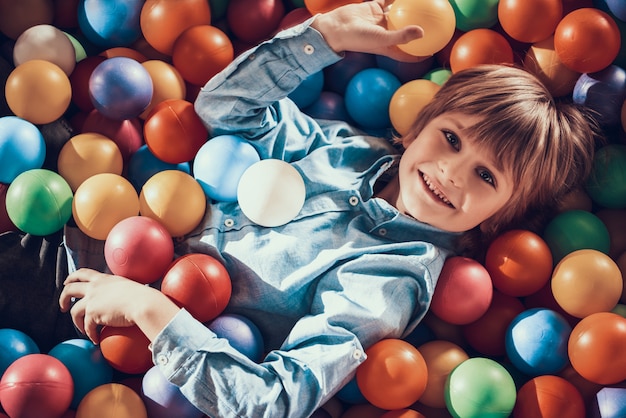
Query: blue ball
0 329 39 376
89 57 153 120
48 338 113 409
303 91 353 123
344 68 401 130
595 0 626 22
324 51 377 95
193 135 260 202
505 308 572 376
335 375 367 404
141 365 204 418
589 385 626 418
77 0 143 48
127 145 191 192
573 65 626 127
206 314 264 362
289 70 324 109
0 116 46 184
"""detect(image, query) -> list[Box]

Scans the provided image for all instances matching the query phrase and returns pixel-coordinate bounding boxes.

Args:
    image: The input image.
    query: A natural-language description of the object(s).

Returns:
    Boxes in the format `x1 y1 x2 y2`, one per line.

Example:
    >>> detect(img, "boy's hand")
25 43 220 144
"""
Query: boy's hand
311 0 426 62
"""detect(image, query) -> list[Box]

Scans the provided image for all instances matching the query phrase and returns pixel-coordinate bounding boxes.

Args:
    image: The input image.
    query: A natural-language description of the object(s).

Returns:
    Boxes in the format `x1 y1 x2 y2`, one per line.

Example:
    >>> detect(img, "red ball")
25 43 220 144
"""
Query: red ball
0 353 73 418
449 28 514 73
143 99 208 164
82 110 143 165
513 375 585 418
554 8 621 74
226 0 285 44
99 325 153 375
356 339 428 410
160 253 232 322
105 216 174 284
69 55 106 112
430 256 493 325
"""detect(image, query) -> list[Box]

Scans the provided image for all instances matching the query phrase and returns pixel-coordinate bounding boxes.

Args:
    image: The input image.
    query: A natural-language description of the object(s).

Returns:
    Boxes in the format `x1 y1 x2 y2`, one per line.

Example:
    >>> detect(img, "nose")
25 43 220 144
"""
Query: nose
438 155 466 187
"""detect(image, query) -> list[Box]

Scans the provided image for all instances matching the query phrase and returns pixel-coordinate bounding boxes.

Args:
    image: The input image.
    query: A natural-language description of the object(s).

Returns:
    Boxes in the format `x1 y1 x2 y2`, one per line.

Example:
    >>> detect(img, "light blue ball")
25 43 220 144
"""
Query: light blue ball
0 116 46 184
193 135 260 202
344 68 401 130
77 0 143 48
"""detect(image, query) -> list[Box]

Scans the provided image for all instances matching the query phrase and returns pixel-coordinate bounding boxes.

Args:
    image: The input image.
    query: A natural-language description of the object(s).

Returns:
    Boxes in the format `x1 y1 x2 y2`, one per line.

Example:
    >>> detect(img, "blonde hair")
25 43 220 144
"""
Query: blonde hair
401 65 601 257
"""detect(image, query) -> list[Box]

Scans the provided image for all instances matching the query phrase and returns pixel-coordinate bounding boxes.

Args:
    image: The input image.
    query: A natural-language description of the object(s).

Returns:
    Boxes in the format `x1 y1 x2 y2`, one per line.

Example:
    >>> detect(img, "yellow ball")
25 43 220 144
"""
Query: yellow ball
76 383 147 418
389 79 440 136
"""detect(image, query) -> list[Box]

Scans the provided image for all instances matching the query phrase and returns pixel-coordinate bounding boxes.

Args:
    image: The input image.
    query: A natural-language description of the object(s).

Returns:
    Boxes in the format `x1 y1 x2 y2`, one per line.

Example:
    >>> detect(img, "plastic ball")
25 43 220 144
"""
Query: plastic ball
551 249 622 318
100 46 147 62
386 0 456 56
226 0 285 44
141 366 204 418
336 376 368 405
0 353 73 418
48 339 114 409
104 216 174 284
523 36 581 98
82 110 143 165
376 55 435 84
568 312 626 385
0 116 46 184
445 357 517 418
423 67 453 85
417 340 469 408
99 325 153 374
278 7 313 31
449 28 514 73
588 384 626 418
505 308 571 376
139 170 207 237
193 134 260 202
497 0 562 43
13 24 76 75
304 0 360 14
139 60 186 119
127 144 191 192
389 79 440 136
450 0 499 31
237 159 306 227
381 410 426 418
72 173 139 240
160 253 232 322
289 71 324 110
206 314 264 362
303 91 352 123
513 375 585 418
600 0 626 21
554 8 621 73
0 329 40 377
75 383 147 418
586 144 626 208
6 169 73 236
5 59 72 125
429 256 493 325
324 51 377 95
356 338 428 410
542 209 610 263
344 68 401 129
484 229 553 297
573 65 626 128
0 0 54 40
89 57 153 120
0 184 18 234
70 56 107 112
143 99 208 164
57 132 124 191
77 0 143 48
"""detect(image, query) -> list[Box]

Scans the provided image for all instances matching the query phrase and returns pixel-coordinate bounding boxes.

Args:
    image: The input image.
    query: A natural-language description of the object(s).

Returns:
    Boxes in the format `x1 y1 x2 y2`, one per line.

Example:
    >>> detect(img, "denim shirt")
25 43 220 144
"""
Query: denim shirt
66 18 459 418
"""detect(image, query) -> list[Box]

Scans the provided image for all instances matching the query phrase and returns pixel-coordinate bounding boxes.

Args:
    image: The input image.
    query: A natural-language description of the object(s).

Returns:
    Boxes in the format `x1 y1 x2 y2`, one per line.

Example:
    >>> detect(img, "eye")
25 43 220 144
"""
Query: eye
478 168 496 187
443 130 460 151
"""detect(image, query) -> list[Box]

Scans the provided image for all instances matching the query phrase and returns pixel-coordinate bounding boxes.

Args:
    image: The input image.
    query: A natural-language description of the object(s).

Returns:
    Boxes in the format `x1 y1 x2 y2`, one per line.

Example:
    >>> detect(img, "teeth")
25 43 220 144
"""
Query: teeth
422 174 453 206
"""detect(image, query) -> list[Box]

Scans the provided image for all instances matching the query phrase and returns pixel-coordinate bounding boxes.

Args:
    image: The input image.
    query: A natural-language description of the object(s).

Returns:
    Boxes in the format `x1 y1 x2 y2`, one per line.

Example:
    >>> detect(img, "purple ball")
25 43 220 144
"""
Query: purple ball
206 314 264 362
141 365 204 418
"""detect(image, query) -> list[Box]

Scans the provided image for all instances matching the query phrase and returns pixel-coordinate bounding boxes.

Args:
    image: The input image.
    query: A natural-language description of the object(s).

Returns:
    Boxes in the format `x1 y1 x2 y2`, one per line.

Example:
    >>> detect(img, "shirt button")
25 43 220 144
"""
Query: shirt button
156 354 168 365
378 228 387 236
224 218 235 227
304 44 314 55
248 53 256 61
348 196 359 206
353 350 364 360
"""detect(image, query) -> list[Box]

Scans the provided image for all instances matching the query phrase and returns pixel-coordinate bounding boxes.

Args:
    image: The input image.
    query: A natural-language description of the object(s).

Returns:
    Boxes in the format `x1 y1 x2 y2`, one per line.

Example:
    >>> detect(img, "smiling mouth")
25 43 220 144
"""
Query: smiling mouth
421 172 455 208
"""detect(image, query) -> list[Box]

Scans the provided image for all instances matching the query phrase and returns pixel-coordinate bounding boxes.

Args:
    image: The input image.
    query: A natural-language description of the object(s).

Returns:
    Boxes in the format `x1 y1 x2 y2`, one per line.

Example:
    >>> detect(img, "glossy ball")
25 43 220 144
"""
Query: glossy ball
143 99 208 164
0 329 39 377
601 0 626 21
387 0 456 56
376 55 435 84
89 57 153 120
554 8 621 73
568 312 626 385
193 134 260 202
48 339 114 409
141 366 204 418
77 0 142 47
82 110 143 165
573 65 626 128
588 384 626 418
485 229 553 297
206 314 264 362
140 60 186 119
5 59 72 125
139 170 206 237
344 68 401 129
0 116 45 184
99 325 153 374
449 28 514 73
161 253 232 322
75 383 147 418
586 144 626 208
70 57 105 112
304 0 360 14
356 338 428 410
127 145 191 192
523 36 581 98
289 70 324 109
418 340 469 408
227 0 285 44
324 51 377 95
13 24 75 75
6 169 73 236
513 375 585 418
498 0 562 43
429 256 493 325
105 216 174 284
552 249 623 318
389 79 440 136
303 91 352 123
445 358 517 418
0 354 73 418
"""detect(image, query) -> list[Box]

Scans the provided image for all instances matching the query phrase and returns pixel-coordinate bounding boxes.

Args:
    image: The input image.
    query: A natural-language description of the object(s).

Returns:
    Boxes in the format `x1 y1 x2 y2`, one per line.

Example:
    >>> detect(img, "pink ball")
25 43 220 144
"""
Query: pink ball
105 216 174 284
429 256 493 325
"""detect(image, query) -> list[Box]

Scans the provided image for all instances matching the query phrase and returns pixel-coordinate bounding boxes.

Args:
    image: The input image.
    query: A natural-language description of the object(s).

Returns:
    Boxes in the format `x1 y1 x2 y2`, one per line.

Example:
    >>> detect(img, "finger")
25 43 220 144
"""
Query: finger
63 267 98 285
84 317 101 345
59 281 88 311
68 298 87 336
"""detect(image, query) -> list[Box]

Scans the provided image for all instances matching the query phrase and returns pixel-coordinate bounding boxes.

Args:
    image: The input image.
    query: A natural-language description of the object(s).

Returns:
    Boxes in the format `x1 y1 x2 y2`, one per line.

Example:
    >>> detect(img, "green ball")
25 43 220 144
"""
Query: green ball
424 68 452 86
445 357 517 418
6 169 73 236
586 144 626 209
449 0 500 32
543 209 610 263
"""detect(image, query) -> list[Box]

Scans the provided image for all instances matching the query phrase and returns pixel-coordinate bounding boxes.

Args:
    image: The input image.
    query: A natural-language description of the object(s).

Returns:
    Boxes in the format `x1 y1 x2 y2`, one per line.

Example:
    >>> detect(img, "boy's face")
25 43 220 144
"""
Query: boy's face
396 112 514 233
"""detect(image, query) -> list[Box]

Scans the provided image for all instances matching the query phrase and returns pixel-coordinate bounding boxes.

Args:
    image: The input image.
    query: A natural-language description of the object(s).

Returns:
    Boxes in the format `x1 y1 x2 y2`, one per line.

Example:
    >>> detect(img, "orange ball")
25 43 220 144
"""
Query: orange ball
172 25 234 86
382 410 426 418
304 0 361 15
389 79 440 136
356 338 428 410
99 326 153 375
417 340 468 408
513 375 585 418
100 47 147 62
449 28 514 73
75 383 147 418
524 36 581 98
140 0 212 55
140 60 186 119
143 99 208 164
484 229 553 297
568 312 626 385
554 8 621 74
497 0 563 43
5 60 71 125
